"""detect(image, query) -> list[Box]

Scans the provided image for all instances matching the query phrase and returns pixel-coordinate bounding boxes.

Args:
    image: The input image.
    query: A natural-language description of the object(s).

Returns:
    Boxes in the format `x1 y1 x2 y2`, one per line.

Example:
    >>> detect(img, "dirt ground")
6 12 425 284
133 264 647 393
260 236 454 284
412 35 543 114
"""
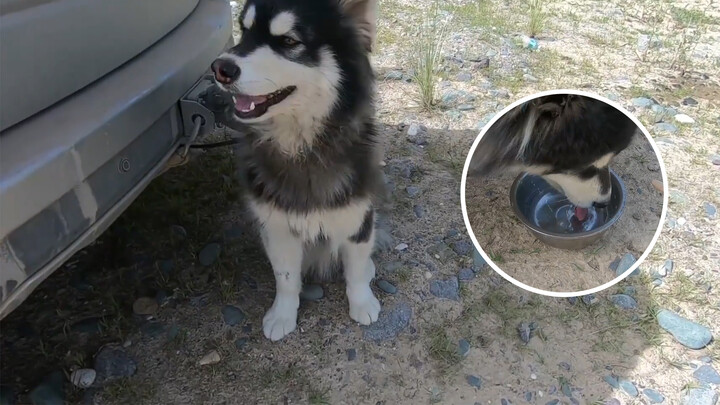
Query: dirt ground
1 0 719 404
465 132 665 293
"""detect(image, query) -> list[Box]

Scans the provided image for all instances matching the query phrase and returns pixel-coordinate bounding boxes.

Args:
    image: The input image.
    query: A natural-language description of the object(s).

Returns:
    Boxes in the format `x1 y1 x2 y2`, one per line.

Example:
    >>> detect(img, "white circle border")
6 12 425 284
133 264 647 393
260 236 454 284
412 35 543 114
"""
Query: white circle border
460 89 669 298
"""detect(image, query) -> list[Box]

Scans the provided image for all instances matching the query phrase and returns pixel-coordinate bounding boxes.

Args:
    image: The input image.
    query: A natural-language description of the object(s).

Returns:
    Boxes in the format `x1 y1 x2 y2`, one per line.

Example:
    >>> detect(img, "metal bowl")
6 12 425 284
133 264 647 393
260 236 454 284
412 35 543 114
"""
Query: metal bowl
509 171 626 250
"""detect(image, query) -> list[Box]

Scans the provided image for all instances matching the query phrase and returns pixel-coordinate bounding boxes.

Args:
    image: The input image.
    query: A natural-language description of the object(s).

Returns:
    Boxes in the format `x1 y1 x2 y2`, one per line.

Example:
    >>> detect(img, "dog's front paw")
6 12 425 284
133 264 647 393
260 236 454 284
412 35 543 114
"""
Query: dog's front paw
262 297 298 341
348 287 381 325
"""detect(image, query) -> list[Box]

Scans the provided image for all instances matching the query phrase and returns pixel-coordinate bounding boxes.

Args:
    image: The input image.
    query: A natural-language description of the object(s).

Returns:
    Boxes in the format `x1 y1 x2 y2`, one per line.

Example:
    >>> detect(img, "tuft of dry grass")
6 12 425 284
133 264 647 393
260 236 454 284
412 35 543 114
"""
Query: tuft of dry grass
412 1 449 110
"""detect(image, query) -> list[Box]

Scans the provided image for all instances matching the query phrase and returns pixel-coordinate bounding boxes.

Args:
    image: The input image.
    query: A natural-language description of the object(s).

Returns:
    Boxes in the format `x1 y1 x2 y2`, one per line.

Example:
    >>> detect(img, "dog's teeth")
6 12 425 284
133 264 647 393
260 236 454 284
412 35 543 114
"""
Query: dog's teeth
249 102 255 111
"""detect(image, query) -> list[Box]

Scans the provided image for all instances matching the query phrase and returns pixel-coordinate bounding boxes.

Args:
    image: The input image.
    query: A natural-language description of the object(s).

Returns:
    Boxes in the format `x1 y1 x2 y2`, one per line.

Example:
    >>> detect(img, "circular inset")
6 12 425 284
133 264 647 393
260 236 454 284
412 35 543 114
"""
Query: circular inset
461 90 668 297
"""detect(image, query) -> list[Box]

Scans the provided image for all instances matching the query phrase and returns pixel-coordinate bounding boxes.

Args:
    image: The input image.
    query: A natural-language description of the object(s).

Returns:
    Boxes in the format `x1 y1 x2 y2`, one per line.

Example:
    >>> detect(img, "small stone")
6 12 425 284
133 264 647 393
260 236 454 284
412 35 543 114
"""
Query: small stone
221 305 246 326
70 369 96 389
682 97 698 106
346 348 357 361
674 114 695 124
451 241 473 256
300 284 324 301
619 378 638 397
610 294 637 309
545 400 559 405
170 225 187 239
632 97 654 108
395 243 408 251
385 70 403 80
456 72 472 82
405 186 420 197
413 205 425 218
234 337 248 350
132 297 158 315
362 302 412 342
198 350 221 366
652 179 664 193
377 279 397 294
710 154 720 166
693 365 720 384
603 375 619 388
407 123 421 137
682 388 718 405
615 253 638 277
561 382 572 397
466 375 482 388
643 389 665 403
567 296 578 305
582 294 599 305
429 277 460 300
559 362 571 371
501 399 511 405
704 202 717 219
458 339 470 357
458 268 475 282
94 345 137 384
523 73 539 82
654 122 678 134
517 322 533 343
458 104 475 111
525 392 534 401
657 309 713 349
198 243 221 266
472 249 486 270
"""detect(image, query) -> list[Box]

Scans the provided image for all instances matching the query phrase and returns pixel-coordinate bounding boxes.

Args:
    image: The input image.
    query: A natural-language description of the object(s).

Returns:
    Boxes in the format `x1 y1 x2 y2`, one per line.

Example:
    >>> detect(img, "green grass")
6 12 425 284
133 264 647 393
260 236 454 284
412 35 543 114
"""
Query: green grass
412 1 448 110
527 0 547 37
426 324 462 372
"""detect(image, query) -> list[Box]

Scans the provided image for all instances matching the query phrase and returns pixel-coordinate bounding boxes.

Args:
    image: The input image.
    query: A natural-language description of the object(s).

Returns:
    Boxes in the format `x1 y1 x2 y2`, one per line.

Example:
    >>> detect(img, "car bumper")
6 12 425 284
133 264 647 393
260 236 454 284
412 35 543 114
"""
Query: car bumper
0 0 232 318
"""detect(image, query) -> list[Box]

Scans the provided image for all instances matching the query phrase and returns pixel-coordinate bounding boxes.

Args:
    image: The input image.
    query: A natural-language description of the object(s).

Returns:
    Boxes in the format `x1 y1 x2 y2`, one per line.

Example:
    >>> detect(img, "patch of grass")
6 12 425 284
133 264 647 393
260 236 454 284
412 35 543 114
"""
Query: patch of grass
445 0 513 34
426 324 462 370
395 267 412 283
527 0 547 37
488 250 504 263
411 2 448 110
308 387 331 405
102 379 156 404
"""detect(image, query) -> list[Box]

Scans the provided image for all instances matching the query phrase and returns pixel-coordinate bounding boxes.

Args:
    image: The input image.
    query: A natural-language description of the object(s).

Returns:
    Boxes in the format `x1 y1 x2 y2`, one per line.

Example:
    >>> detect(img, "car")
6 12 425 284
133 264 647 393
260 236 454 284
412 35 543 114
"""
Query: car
0 0 233 319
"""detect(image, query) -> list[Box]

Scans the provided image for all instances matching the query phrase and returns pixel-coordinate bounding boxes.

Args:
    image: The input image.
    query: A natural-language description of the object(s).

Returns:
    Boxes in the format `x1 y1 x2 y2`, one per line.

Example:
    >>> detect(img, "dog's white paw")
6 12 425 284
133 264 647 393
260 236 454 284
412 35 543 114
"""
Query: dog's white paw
348 287 381 325
262 296 298 341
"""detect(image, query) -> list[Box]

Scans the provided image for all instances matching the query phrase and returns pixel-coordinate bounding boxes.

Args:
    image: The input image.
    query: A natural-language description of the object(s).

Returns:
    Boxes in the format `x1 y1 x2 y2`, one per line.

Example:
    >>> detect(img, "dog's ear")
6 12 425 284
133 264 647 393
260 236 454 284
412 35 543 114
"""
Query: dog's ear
339 0 378 52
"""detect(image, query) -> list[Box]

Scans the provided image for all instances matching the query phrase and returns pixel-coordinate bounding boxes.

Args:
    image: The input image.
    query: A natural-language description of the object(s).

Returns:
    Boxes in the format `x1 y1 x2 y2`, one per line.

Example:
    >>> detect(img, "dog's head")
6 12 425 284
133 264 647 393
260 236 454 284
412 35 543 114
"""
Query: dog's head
542 153 614 209
211 0 377 126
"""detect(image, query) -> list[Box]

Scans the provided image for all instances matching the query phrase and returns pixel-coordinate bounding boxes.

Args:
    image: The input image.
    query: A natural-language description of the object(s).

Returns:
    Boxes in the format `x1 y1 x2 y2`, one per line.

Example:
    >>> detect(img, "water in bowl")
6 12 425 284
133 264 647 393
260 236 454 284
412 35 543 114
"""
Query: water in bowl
532 192 610 234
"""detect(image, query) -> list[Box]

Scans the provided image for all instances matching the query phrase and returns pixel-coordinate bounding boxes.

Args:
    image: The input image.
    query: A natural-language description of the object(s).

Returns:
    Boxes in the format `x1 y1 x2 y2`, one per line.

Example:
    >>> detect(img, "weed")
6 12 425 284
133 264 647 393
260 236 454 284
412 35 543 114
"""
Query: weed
527 0 547 37
412 1 449 110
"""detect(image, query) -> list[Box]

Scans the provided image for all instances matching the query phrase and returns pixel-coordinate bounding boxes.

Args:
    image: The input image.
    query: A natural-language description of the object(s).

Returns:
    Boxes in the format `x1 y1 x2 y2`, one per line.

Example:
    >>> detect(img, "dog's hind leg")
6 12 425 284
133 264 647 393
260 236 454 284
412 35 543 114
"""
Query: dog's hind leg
341 209 381 325
259 221 303 341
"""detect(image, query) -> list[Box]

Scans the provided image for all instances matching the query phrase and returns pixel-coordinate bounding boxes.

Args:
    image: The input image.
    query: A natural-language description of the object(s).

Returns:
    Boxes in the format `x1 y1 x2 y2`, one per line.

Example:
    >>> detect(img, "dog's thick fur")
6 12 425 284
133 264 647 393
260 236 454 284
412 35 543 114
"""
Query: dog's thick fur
468 95 636 208
213 0 384 341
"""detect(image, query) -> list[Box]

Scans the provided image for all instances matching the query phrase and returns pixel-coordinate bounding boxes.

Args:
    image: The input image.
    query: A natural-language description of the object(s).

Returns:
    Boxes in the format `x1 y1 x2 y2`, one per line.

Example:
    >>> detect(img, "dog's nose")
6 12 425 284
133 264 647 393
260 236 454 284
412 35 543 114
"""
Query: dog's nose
211 58 240 84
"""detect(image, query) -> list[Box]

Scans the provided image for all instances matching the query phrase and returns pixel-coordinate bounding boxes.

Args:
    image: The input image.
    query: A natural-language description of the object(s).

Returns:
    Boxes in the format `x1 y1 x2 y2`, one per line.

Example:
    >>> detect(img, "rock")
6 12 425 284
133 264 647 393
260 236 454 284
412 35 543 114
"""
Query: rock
198 243 221 266
582 294 599 305
654 123 678 134
413 204 425 218
568 296 578 305
693 365 720 384
458 104 475 111
429 277 460 300
170 224 187 239
221 305 246 326
705 202 717 219
711 154 720 166
615 253 638 277
603 375 619 388
466 375 482 389
346 348 357 361
517 322 534 343
558 362 571 371
405 186 421 197
385 70 403 80
545 400 559 405
682 388 718 405
406 123 427 146
363 301 412 342
28 371 64 405
70 369 96 389
523 73 539 82
489 89 509 98
223 223 245 240
132 297 158 315
561 382 572 397
643 389 665 403
682 97 698 106
652 179 664 193
94 346 137 384
376 279 397 294
632 97 654 108
458 268 475 282
451 241 473 256
456 72 472 82
674 114 695 124
610 294 637 309
198 350 221 366
384 261 403 272
300 284 324 301
619 378 638 397
472 249 486 270
657 309 713 349
395 243 408 251
457 338 471 357
140 321 165 338
234 337 248 350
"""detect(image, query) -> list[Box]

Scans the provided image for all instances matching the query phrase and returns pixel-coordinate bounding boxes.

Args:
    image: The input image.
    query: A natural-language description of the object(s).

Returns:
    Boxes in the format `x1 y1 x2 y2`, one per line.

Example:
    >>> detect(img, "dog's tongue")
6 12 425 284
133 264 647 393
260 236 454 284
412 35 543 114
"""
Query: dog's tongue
574 206 589 221
234 94 267 112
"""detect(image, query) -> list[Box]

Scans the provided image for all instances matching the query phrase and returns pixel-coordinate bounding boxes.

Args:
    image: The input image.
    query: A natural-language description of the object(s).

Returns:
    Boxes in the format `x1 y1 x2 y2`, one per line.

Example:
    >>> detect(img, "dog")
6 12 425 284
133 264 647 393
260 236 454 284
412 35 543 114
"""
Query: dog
468 94 636 215
210 0 385 341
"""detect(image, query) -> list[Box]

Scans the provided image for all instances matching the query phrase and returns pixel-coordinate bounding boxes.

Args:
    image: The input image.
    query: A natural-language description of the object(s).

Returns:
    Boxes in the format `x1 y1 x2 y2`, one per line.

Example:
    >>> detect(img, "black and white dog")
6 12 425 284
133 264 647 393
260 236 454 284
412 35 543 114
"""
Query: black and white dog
468 94 636 216
210 0 383 341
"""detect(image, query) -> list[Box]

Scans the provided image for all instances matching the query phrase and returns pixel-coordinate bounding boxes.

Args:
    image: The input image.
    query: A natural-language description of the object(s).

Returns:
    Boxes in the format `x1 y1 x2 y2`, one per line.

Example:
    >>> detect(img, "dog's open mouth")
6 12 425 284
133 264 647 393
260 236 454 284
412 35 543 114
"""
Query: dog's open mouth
232 86 296 119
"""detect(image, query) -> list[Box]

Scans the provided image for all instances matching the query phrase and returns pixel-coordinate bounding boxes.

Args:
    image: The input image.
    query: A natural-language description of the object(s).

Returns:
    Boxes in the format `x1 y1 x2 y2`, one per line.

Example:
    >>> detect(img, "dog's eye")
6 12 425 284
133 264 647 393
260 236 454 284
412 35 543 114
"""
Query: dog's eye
282 36 300 46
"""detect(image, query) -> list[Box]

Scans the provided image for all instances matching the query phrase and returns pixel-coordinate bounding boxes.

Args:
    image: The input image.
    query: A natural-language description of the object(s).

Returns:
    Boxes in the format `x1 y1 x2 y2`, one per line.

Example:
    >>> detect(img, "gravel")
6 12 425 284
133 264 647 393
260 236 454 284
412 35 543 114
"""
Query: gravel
94 345 137 384
362 301 412 342
429 277 460 300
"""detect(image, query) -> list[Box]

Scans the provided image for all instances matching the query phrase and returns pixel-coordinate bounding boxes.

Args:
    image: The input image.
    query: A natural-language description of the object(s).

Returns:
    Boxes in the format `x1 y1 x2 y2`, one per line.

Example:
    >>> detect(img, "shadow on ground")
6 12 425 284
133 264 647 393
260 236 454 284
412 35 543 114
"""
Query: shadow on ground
0 124 666 404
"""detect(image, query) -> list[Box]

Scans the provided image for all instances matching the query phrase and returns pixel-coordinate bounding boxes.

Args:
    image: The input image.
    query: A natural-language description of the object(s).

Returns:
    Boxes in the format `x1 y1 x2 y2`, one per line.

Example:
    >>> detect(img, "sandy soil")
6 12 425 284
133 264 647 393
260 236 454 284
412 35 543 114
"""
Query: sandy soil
465 133 665 293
